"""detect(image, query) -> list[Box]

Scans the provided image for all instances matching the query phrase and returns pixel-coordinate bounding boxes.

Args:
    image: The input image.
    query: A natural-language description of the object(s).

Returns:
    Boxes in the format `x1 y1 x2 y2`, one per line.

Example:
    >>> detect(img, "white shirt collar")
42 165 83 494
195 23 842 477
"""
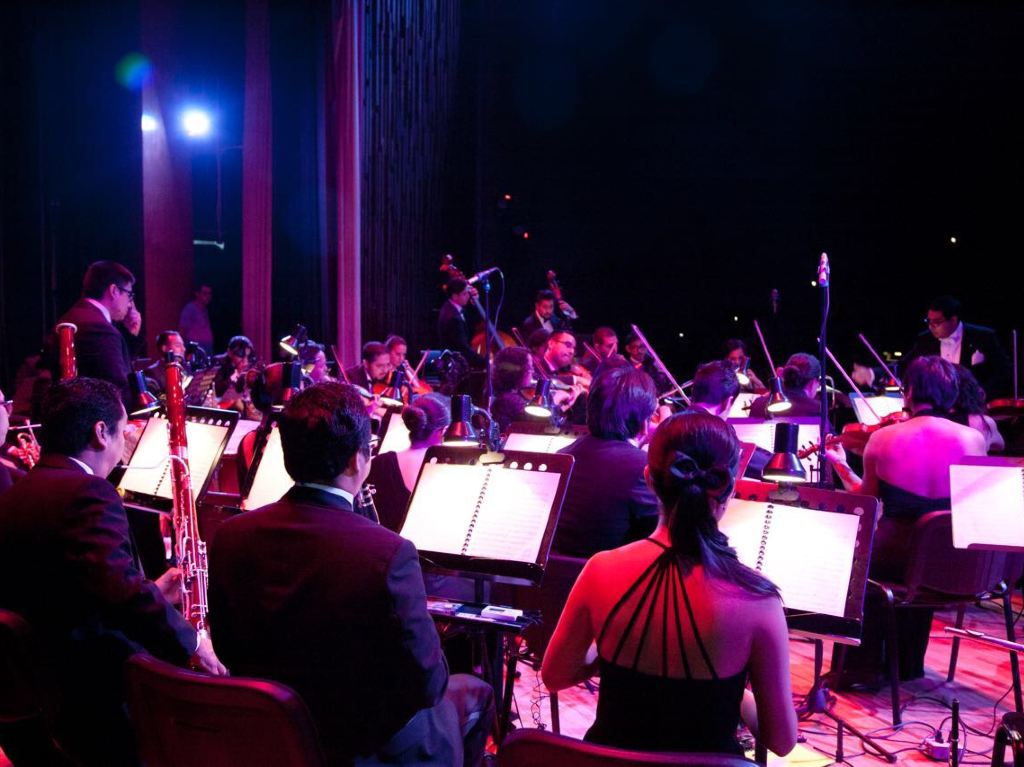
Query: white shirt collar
295 482 355 507
84 298 112 324
449 298 464 316
68 456 94 475
939 321 964 363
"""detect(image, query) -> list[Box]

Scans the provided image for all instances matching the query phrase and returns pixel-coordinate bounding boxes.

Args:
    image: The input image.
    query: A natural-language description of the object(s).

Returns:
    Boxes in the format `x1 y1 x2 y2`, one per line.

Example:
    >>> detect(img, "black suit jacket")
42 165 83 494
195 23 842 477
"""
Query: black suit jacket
907 323 1011 399
520 311 571 341
552 435 659 558
48 299 133 404
437 300 485 368
343 364 373 390
0 454 196 667
208 484 448 763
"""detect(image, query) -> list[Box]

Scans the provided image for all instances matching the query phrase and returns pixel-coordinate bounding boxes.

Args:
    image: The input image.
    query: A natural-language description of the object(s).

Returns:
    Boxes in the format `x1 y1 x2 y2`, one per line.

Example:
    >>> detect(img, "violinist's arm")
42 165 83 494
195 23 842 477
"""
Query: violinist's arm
824 442 864 493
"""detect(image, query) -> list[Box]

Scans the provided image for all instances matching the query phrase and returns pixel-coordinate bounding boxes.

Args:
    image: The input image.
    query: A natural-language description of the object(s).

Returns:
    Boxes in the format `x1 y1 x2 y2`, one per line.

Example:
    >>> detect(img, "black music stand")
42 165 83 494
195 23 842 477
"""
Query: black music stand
401 446 574 739
726 479 895 762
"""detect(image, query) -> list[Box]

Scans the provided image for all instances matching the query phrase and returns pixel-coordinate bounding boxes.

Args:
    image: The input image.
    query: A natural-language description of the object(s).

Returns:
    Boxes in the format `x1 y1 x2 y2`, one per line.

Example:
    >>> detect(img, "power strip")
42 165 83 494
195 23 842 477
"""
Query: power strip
923 738 949 761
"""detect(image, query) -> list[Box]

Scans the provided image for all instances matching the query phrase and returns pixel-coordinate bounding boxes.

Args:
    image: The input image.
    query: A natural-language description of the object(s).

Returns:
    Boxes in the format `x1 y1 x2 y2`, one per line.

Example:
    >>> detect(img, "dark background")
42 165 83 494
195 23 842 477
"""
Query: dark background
2 0 1021 388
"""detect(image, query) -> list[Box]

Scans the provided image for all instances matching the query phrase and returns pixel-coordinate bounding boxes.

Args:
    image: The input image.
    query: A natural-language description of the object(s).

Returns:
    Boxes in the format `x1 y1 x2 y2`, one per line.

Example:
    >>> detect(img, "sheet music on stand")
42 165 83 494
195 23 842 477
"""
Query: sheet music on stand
728 417 822 477
118 406 238 512
376 410 412 455
503 421 587 454
950 456 1024 551
400 446 574 585
727 392 760 419
720 479 880 644
849 392 905 426
242 422 295 510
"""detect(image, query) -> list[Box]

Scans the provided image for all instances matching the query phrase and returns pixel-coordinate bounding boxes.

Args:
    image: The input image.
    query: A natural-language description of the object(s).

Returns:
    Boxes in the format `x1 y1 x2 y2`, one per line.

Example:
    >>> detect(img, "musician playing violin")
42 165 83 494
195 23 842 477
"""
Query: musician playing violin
823 356 986 685
383 334 430 401
581 326 618 374
624 332 669 394
521 288 577 339
344 341 392 391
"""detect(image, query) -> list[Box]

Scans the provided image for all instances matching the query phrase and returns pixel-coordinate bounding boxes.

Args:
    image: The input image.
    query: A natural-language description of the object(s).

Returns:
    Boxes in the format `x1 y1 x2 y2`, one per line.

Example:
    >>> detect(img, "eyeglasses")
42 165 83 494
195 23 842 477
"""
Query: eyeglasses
924 317 950 328
1 400 13 413
117 285 136 301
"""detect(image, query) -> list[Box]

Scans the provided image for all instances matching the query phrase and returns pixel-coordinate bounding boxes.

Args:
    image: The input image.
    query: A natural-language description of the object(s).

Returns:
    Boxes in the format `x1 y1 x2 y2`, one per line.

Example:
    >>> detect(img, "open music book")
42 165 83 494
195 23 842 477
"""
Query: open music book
951 457 1024 550
721 480 879 643
502 432 579 454
119 408 237 505
849 393 905 426
400 447 573 583
243 424 294 510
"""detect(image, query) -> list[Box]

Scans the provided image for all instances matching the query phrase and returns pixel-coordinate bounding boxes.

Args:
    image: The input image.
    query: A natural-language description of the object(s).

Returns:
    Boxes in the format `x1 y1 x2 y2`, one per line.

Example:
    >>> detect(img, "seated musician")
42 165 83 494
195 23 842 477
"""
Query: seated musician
825 356 986 683
723 338 767 394
520 288 576 338
623 332 669 394
0 387 27 491
381 334 417 402
299 342 336 384
952 364 1004 453
580 326 618 374
213 335 261 419
344 341 392 391
552 366 660 558
543 411 797 757
144 330 187 394
747 352 822 419
208 383 494 766
367 392 451 532
0 378 226 766
491 346 578 435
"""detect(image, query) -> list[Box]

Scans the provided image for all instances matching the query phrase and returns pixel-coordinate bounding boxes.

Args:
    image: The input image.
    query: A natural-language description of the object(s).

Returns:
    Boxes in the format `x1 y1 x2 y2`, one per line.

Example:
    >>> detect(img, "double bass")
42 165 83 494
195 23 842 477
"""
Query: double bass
440 255 514 356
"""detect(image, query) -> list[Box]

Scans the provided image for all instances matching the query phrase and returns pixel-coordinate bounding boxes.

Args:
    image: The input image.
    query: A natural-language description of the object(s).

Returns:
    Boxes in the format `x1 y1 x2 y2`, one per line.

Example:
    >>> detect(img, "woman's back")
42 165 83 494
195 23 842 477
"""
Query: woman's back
566 532 787 753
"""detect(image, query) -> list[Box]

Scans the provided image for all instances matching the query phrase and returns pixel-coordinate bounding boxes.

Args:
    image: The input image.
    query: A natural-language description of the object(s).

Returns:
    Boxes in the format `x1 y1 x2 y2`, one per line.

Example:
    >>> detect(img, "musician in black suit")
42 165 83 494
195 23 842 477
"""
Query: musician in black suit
553 366 660 558
208 382 493 766
343 340 393 390
437 278 486 369
0 378 225 766
520 288 576 339
906 295 1011 399
47 261 140 405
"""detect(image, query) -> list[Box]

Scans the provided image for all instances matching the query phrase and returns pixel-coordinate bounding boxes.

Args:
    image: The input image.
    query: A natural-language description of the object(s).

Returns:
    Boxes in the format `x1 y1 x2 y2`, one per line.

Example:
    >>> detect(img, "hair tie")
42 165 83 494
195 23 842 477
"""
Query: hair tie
669 452 705 485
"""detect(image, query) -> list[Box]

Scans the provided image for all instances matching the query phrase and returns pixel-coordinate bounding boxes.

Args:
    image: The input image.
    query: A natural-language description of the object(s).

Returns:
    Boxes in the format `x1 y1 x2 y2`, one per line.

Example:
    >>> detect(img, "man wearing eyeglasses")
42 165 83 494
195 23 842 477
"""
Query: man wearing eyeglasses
47 260 139 405
907 295 1011 399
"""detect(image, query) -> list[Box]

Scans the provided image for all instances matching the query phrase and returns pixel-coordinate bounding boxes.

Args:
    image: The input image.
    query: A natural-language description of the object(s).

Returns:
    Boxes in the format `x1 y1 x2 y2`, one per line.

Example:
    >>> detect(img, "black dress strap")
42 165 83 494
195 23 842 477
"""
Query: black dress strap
597 538 719 679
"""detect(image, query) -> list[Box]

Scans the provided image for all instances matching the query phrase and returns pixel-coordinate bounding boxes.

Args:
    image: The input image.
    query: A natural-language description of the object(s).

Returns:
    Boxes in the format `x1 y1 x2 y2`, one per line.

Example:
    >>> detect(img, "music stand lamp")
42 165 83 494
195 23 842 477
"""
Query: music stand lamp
129 371 161 417
444 394 479 446
761 423 807 485
279 325 308 357
765 377 792 414
524 380 553 419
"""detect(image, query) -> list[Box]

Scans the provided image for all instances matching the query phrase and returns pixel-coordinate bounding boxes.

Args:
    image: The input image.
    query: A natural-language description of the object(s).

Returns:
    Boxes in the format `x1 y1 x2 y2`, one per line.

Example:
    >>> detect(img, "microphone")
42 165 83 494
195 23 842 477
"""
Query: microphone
817 252 830 287
467 267 500 285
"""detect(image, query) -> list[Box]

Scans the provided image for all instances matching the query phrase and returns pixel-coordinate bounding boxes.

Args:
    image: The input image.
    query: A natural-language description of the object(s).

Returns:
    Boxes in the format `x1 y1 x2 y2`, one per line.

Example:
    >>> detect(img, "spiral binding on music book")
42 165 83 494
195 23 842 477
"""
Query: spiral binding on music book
755 503 774 571
460 466 493 554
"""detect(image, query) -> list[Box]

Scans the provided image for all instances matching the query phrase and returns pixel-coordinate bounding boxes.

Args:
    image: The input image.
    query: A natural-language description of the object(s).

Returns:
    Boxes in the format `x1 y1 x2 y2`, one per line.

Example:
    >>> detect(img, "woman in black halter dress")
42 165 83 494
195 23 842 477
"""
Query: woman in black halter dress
542 412 797 757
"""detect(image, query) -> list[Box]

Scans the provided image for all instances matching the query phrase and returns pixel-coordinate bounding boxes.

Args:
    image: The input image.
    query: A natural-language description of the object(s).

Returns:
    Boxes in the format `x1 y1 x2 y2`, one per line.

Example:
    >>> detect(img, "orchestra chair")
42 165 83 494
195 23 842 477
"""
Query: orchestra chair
992 711 1024 767
947 552 1024 686
497 729 760 767
124 654 326 767
0 608 78 766
524 554 588 735
837 511 1015 726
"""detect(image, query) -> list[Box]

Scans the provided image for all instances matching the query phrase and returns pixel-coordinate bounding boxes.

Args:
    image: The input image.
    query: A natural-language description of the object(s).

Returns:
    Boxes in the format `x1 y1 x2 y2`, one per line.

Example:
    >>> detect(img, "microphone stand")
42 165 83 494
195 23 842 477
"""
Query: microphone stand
816 253 830 488
481 275 494 407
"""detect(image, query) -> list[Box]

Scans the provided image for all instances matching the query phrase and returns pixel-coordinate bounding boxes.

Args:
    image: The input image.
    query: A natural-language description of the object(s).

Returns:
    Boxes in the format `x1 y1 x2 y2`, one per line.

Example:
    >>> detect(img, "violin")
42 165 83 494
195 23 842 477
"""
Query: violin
440 255 514 355
798 410 910 459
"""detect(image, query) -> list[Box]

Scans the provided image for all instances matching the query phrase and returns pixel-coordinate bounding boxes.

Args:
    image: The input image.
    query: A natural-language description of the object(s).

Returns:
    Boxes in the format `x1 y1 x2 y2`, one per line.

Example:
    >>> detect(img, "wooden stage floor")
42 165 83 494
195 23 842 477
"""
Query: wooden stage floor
510 598 1022 765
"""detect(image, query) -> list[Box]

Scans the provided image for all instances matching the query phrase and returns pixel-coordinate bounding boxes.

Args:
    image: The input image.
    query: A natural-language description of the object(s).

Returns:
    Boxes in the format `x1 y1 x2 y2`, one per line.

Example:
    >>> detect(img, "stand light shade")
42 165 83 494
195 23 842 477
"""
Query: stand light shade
129 371 160 417
279 324 308 356
765 377 792 414
762 422 807 483
736 359 751 387
443 394 478 446
524 379 553 418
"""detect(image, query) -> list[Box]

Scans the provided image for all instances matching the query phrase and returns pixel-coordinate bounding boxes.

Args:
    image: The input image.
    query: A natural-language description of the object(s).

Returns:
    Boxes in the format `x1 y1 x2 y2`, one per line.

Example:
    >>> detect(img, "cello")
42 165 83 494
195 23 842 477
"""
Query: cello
439 255 514 356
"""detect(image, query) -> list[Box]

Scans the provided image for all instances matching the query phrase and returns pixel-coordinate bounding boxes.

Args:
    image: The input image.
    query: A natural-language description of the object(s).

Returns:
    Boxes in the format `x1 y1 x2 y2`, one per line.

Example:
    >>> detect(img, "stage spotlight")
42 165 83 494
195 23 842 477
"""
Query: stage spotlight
140 114 158 133
181 109 212 138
